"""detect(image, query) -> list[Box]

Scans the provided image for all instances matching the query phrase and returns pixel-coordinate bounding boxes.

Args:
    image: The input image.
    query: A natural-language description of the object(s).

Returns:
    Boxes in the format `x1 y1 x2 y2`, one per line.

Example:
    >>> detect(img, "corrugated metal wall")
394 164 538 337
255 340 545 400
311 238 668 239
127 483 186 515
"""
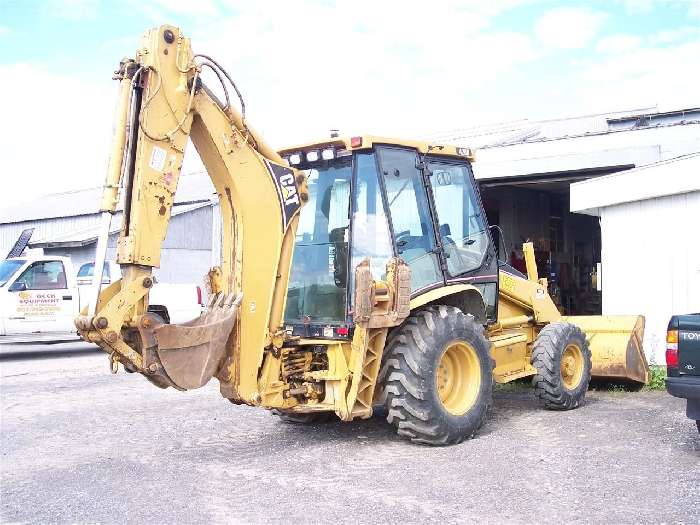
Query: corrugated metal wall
601 191 700 363
0 214 99 256
7 206 213 288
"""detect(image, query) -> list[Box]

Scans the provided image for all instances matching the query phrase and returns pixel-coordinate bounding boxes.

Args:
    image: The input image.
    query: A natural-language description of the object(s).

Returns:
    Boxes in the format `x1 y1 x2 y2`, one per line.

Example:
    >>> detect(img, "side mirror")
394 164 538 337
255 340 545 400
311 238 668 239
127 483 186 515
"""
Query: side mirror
489 224 508 266
9 281 27 292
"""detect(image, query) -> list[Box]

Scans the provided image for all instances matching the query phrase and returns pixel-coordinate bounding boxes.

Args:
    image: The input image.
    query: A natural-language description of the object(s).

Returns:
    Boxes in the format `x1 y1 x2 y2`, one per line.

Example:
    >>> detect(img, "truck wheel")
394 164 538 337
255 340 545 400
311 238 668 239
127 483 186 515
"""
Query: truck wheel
271 409 334 424
531 322 592 410
377 305 493 445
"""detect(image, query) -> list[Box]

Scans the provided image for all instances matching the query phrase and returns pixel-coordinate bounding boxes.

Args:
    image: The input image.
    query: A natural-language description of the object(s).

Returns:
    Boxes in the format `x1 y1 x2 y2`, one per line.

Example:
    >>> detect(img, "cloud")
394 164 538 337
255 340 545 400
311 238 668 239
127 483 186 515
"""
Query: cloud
617 0 655 14
0 64 114 203
596 34 641 54
574 39 700 113
46 0 100 21
535 7 607 50
186 0 540 145
0 25 9 38
649 26 700 45
1 0 698 205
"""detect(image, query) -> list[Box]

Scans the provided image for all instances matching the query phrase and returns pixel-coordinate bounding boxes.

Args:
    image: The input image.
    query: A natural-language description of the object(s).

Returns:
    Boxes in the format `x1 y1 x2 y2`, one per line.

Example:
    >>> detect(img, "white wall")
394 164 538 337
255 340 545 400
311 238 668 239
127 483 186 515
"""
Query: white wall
600 191 700 363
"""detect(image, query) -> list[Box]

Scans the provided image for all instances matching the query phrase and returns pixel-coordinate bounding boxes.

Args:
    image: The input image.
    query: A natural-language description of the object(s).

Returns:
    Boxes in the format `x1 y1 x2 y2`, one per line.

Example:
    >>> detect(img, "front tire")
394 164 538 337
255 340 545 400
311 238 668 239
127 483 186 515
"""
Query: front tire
531 322 592 410
377 305 494 445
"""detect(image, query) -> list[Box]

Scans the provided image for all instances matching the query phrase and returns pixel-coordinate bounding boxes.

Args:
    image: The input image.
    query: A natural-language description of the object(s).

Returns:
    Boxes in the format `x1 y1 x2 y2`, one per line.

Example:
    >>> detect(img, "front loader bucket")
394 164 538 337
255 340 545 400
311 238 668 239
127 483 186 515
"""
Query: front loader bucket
141 293 242 390
564 315 649 384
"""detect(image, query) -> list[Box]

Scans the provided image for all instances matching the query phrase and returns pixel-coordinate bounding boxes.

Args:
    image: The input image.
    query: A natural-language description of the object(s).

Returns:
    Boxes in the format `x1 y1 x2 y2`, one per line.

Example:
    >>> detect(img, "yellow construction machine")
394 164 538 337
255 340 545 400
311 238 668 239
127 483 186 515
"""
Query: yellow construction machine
76 25 648 445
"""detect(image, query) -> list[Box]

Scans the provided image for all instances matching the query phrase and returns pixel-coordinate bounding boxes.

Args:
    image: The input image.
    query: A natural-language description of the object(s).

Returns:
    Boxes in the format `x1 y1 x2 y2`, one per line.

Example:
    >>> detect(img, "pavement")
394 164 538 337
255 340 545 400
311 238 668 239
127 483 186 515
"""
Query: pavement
1 342 698 524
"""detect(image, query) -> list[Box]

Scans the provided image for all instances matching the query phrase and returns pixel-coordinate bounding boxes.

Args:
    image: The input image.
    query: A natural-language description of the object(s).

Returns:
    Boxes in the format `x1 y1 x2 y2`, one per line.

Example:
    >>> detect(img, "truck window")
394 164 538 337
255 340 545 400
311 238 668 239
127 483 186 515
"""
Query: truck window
15 261 68 290
0 259 25 286
77 262 110 281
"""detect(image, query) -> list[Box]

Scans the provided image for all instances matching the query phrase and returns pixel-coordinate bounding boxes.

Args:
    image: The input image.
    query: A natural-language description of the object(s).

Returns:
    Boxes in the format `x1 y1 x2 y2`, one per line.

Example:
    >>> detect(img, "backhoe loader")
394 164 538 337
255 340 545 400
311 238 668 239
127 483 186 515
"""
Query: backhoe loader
76 25 648 445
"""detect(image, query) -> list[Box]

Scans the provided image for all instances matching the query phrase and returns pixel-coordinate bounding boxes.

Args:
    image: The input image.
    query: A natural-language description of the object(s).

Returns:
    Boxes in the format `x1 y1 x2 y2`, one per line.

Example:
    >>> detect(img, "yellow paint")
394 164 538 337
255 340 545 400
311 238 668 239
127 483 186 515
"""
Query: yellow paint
79 25 649 430
279 135 475 161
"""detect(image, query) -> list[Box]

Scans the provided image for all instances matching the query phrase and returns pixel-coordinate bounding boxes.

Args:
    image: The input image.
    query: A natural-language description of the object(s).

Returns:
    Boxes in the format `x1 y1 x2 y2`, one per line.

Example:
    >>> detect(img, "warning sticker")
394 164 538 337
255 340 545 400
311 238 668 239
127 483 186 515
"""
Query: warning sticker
149 146 167 172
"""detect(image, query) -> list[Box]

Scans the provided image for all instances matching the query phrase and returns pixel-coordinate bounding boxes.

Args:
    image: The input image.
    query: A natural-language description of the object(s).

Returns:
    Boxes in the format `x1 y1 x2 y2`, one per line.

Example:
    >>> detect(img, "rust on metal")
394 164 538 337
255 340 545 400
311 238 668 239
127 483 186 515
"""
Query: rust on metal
151 293 242 390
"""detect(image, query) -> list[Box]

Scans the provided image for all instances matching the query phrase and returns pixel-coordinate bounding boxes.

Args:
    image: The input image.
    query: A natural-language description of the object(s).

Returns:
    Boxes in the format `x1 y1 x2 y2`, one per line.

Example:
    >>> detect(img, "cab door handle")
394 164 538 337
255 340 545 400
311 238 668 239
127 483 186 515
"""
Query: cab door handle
62 295 72 300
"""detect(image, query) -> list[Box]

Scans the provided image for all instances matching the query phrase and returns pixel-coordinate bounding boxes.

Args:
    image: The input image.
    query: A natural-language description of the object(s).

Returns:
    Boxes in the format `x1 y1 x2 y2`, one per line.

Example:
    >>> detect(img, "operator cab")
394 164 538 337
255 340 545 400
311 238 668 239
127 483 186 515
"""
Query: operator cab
279 136 498 339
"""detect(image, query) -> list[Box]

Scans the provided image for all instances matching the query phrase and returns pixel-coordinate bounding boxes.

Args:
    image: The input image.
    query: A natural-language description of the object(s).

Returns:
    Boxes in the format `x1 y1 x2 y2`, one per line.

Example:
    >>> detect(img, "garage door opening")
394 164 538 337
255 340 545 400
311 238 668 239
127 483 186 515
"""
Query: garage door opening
481 176 603 315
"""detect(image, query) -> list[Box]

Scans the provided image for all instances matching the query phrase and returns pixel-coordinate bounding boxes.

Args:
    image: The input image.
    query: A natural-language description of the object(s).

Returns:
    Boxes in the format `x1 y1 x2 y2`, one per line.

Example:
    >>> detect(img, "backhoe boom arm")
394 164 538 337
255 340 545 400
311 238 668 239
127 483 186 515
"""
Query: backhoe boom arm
76 25 307 403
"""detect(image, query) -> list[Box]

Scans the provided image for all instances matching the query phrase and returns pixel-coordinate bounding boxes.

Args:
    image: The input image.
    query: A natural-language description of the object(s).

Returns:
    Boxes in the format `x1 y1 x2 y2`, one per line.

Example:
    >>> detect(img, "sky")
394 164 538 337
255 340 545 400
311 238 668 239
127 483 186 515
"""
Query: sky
0 0 698 205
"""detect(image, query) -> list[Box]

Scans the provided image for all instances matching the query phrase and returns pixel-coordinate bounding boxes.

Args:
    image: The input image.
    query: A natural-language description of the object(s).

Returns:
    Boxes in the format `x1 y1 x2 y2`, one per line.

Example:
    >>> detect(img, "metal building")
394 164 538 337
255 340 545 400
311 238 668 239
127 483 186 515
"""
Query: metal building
0 174 217 285
434 106 700 316
434 106 700 362
570 153 700 363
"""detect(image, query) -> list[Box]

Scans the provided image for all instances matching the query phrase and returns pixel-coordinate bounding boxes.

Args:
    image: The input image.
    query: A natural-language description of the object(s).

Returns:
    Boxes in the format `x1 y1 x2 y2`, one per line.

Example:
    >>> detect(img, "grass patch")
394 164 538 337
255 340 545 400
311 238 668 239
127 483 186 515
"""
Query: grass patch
645 365 666 391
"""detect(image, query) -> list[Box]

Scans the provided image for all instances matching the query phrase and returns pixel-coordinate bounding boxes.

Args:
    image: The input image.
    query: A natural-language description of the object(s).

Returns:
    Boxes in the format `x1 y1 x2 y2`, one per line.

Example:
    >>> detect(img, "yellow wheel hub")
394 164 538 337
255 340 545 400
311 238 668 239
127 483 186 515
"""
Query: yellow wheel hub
560 343 584 390
436 341 481 416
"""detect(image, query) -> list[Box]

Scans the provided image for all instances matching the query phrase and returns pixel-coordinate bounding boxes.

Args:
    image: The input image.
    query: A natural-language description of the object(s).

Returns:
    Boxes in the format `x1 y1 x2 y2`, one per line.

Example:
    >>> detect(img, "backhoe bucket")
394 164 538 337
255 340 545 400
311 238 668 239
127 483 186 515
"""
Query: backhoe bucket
143 293 242 390
564 315 649 384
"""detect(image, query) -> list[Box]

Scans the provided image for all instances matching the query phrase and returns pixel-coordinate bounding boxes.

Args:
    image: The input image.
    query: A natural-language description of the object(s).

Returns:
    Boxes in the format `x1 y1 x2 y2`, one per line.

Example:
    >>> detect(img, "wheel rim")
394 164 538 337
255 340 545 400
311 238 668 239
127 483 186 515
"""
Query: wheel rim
436 341 481 416
560 343 585 390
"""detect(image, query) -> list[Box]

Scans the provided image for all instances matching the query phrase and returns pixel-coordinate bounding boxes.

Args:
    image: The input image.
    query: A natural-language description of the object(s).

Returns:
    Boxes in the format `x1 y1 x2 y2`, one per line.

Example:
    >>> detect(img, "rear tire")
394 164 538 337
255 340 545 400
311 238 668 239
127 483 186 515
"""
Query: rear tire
377 305 494 445
531 322 592 410
271 410 334 424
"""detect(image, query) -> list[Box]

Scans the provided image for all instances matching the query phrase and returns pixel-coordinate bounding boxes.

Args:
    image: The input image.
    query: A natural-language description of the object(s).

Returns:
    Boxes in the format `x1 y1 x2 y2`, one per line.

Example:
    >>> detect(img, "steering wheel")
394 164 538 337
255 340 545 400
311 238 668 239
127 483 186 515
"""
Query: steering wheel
395 230 415 254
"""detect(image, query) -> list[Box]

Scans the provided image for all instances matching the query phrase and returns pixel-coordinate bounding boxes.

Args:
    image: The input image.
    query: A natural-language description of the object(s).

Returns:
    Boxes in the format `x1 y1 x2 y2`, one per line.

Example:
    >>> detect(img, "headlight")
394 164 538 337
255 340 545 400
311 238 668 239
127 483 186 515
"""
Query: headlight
288 153 302 165
321 148 335 160
306 150 320 162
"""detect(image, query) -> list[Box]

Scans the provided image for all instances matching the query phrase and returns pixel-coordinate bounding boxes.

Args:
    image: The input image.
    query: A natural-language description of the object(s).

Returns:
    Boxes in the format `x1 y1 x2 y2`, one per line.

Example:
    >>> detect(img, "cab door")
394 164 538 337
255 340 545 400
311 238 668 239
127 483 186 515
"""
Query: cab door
377 147 443 292
426 157 499 321
5 260 76 334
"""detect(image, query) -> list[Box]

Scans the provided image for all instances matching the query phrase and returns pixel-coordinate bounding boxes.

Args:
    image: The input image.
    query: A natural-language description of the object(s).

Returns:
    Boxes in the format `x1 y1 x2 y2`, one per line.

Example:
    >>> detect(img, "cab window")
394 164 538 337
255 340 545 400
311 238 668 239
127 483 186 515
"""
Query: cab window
285 158 352 324
14 261 68 290
0 259 25 287
378 147 442 291
428 160 489 277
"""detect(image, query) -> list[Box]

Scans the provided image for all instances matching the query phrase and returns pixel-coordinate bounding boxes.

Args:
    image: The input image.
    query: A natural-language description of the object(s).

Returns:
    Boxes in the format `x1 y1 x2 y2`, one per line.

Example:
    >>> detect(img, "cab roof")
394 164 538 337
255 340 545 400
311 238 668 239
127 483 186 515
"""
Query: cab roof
278 135 475 161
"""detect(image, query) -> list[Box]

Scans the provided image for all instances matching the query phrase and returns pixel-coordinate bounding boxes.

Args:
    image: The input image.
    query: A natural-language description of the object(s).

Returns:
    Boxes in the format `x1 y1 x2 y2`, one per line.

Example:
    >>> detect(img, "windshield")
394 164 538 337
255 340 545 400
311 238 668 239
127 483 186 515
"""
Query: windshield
0 259 25 287
285 158 352 324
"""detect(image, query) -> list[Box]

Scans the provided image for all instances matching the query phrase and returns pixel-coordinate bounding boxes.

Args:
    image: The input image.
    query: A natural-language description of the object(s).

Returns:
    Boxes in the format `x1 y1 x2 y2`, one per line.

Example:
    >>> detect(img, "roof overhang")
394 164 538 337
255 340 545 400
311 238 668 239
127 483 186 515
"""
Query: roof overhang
570 153 700 216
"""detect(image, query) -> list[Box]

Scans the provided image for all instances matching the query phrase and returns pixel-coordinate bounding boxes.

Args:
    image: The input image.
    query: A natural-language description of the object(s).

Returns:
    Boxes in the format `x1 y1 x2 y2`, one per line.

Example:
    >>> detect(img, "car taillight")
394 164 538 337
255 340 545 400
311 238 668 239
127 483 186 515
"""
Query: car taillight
196 285 203 306
666 329 679 369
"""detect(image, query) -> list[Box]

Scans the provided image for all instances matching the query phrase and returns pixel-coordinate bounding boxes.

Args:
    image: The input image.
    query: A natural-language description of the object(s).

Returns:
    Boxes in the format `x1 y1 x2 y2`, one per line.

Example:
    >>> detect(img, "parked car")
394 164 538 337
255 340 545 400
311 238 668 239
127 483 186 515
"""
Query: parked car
0 256 204 344
665 314 700 433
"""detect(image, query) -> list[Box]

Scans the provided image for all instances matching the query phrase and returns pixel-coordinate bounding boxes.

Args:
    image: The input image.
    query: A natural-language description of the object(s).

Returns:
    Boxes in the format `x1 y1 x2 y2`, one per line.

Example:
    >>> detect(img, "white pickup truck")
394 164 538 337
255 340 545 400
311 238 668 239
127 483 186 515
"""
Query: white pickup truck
0 256 204 344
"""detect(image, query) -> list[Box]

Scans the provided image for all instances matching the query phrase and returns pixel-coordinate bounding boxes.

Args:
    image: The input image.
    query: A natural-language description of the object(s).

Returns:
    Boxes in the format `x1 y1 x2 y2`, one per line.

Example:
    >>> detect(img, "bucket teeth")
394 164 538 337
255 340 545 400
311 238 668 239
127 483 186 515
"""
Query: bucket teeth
140 292 242 390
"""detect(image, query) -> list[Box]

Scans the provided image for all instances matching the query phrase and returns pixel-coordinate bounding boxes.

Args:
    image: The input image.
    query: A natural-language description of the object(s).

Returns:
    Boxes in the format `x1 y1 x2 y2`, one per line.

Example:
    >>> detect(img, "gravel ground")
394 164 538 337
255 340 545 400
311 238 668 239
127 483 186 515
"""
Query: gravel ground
1 343 698 524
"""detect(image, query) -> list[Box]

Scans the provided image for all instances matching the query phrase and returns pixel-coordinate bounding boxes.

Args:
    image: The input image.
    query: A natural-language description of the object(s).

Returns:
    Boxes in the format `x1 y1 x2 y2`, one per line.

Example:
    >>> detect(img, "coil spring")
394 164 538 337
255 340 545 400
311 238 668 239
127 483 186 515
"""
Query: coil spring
282 351 311 379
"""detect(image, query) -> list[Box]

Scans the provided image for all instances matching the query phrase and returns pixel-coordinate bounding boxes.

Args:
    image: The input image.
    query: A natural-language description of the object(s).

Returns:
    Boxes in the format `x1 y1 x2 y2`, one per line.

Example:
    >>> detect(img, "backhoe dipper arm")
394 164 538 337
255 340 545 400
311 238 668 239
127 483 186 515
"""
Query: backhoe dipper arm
76 25 307 403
